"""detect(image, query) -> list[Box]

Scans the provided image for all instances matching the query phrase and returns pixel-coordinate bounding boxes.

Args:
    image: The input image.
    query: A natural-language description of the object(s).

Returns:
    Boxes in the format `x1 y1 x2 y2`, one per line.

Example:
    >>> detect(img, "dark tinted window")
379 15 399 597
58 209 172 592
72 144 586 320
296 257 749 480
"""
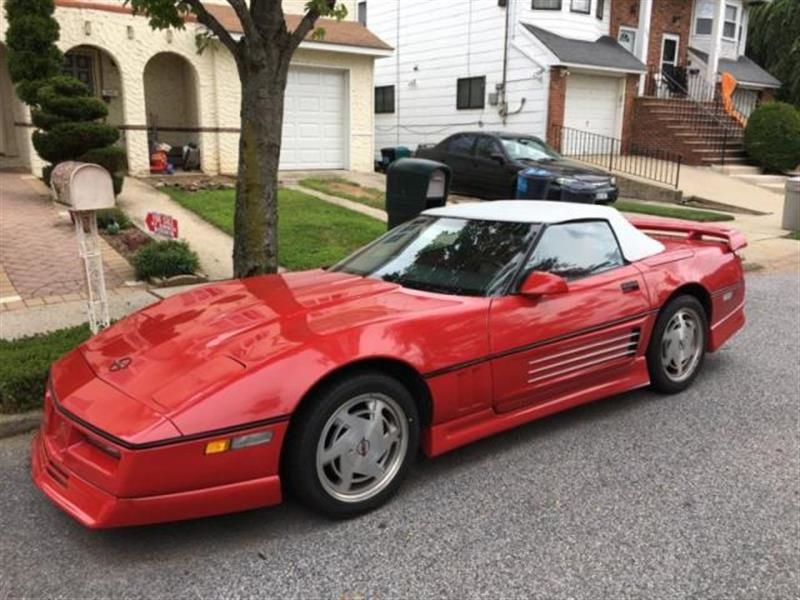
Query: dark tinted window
332 216 539 296
595 0 604 19
446 134 476 154
475 136 503 159
457 76 486 109
526 221 623 280
375 85 395 114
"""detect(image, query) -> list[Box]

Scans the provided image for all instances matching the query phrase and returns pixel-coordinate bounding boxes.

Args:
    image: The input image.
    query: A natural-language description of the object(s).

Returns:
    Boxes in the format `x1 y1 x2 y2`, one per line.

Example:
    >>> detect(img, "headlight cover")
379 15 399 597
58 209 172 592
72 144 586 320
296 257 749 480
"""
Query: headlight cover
555 176 578 187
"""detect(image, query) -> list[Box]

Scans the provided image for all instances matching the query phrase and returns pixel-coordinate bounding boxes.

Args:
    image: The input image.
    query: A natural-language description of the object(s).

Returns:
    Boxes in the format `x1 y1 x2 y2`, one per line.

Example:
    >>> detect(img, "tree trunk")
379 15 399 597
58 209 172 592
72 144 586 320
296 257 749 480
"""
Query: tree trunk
232 52 290 278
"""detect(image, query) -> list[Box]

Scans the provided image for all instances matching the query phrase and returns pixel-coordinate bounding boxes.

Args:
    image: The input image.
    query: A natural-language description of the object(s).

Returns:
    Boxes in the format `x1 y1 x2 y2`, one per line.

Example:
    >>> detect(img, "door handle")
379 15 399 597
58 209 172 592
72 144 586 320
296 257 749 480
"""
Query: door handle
620 281 640 293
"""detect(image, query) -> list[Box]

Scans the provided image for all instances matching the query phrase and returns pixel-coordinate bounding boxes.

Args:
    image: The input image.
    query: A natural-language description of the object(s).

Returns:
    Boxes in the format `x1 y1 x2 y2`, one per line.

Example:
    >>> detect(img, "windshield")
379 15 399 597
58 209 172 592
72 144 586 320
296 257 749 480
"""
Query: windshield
331 216 539 296
501 137 560 162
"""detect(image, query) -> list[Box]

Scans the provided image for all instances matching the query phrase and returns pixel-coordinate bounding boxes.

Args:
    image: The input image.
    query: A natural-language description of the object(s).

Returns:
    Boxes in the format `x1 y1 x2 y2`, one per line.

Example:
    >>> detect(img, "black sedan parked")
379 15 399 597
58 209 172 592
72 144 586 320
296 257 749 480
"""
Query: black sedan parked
415 132 618 204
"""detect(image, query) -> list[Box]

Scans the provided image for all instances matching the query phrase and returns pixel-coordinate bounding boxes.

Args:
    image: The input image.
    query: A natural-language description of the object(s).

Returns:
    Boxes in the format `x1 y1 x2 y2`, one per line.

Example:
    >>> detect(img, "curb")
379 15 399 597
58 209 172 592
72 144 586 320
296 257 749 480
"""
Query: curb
0 411 42 439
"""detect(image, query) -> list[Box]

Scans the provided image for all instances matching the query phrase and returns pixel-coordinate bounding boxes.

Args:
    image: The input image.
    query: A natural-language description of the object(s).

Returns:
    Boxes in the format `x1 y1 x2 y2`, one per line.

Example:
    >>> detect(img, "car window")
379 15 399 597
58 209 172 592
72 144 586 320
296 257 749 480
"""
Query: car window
475 136 503 159
525 221 624 280
332 216 539 297
501 137 560 161
446 134 476 155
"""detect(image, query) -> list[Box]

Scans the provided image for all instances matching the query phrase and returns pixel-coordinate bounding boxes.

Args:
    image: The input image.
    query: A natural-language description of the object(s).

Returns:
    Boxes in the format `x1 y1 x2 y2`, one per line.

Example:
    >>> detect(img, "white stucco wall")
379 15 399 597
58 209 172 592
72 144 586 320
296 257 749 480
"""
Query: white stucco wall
0 2 377 176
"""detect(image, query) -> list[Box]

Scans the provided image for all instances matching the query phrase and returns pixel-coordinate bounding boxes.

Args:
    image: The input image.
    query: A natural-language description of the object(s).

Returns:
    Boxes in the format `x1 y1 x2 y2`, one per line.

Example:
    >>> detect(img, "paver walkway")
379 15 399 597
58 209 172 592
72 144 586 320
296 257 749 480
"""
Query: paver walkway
0 173 135 310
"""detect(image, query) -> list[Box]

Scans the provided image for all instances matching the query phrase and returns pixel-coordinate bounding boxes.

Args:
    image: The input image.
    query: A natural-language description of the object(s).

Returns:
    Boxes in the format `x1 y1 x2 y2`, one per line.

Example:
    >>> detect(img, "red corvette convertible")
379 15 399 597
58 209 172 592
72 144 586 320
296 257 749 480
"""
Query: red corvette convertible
32 201 746 528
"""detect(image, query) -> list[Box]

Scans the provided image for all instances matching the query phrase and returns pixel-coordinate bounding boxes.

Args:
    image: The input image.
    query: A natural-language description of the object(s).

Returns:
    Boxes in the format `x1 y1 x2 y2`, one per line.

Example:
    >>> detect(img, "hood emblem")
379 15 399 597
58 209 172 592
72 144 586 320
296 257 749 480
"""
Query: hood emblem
109 357 132 372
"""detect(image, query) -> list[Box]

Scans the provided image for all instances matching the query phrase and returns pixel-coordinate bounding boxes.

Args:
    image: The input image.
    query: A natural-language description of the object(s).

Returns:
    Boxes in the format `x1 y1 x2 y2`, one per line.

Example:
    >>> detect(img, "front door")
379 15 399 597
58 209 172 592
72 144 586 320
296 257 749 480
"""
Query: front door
661 34 680 76
489 221 651 413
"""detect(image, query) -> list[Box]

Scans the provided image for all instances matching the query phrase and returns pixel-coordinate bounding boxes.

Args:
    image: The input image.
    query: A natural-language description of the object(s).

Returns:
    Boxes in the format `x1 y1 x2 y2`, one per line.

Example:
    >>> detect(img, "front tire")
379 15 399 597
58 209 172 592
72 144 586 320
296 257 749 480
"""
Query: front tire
284 372 420 518
647 295 708 394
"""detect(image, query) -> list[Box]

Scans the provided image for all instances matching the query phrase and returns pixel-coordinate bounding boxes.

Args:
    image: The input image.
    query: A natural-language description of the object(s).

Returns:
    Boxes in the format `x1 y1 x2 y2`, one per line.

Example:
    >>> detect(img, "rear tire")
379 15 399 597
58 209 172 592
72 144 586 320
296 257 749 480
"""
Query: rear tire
284 372 419 518
647 295 708 394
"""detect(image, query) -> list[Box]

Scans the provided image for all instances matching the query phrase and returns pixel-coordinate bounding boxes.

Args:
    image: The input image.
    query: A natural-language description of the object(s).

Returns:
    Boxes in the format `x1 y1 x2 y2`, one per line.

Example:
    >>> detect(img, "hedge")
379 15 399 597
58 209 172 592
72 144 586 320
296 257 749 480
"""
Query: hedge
0 324 91 414
744 102 800 173
133 240 200 280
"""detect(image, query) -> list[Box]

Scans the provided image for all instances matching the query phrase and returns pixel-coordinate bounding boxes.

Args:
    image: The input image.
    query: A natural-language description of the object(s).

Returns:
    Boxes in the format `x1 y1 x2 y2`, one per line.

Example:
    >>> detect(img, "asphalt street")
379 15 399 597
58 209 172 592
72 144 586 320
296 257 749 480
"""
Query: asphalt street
1 273 798 599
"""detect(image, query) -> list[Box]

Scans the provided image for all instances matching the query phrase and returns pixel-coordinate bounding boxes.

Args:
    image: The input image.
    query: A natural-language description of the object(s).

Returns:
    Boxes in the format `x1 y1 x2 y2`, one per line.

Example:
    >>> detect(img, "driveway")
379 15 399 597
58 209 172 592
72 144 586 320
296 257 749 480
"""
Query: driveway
1 272 797 599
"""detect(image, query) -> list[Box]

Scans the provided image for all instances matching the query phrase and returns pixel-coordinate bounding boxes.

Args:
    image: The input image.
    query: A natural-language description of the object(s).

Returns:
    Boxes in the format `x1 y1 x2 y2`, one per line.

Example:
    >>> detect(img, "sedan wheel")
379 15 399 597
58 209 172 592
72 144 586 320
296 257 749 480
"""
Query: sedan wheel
647 295 708 394
285 372 419 518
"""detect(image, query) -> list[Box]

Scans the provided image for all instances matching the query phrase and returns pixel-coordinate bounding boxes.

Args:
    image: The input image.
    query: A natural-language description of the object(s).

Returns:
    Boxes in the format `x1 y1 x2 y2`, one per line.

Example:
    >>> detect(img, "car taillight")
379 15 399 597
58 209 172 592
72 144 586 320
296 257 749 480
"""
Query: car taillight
84 434 121 459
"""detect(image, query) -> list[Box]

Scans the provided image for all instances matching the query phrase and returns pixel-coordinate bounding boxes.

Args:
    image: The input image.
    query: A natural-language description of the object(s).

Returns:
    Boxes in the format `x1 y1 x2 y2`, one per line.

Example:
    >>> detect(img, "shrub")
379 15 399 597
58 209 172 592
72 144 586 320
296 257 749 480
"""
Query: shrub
133 240 200 280
33 121 119 164
0 324 91 414
96 207 132 231
744 102 800 172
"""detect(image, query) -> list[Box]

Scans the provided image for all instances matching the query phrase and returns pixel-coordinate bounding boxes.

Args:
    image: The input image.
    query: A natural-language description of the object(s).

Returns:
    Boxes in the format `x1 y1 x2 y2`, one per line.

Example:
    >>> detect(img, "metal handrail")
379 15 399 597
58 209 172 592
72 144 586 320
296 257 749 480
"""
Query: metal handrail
644 66 745 166
550 125 682 189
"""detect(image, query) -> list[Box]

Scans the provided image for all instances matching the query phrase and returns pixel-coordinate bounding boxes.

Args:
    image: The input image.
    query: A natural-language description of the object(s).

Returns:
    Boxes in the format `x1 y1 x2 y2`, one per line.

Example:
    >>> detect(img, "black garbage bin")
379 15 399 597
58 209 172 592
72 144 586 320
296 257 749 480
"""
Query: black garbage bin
386 158 451 229
377 146 412 173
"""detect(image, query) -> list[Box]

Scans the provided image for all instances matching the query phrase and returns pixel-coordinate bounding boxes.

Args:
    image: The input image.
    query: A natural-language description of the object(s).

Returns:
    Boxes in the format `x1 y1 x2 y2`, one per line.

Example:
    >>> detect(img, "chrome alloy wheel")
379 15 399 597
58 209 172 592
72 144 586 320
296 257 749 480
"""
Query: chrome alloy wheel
660 308 704 383
316 393 408 503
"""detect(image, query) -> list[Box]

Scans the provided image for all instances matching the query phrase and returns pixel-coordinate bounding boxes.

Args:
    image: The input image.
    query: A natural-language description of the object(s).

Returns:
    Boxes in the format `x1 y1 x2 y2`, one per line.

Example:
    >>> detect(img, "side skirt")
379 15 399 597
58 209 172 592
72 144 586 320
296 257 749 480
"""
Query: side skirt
422 356 650 457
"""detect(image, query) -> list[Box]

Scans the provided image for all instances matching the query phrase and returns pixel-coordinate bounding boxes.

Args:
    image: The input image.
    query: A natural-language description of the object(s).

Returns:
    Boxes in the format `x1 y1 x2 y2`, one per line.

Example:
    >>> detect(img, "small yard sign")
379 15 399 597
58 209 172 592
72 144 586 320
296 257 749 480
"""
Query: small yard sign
145 211 179 239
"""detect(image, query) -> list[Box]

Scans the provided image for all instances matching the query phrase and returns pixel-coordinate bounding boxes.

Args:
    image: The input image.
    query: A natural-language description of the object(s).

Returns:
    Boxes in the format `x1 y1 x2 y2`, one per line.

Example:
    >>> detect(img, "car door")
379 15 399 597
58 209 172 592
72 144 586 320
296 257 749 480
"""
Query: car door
472 136 516 199
489 220 651 413
439 134 478 195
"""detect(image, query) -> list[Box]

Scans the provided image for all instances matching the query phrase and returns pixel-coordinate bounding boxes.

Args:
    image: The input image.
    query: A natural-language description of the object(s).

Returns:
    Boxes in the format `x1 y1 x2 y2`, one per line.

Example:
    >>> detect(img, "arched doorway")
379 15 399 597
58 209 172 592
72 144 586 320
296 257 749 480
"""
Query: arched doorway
143 52 200 171
63 44 126 129
0 42 30 170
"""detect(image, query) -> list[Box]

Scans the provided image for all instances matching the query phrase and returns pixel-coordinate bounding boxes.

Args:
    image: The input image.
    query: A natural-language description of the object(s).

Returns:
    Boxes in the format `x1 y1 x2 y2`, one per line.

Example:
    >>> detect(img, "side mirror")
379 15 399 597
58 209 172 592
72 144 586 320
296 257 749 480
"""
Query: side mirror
489 152 506 165
519 271 568 297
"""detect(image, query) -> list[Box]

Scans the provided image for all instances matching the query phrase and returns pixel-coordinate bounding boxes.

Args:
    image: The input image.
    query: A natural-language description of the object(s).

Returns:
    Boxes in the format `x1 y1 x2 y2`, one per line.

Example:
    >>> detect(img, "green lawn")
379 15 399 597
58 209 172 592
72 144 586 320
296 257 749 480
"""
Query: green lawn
616 200 735 222
298 176 385 210
162 187 385 270
0 325 91 413
786 231 800 241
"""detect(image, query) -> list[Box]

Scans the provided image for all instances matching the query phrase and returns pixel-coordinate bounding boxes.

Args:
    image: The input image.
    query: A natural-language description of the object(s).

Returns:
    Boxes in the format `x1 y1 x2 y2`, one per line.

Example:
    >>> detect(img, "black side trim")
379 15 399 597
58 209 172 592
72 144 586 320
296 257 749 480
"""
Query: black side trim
423 309 656 379
54 401 290 451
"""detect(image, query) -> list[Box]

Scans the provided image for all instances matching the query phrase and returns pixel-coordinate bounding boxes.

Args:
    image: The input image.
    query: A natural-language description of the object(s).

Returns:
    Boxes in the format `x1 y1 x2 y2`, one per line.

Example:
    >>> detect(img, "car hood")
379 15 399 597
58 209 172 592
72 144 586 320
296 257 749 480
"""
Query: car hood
73 271 460 430
515 157 610 179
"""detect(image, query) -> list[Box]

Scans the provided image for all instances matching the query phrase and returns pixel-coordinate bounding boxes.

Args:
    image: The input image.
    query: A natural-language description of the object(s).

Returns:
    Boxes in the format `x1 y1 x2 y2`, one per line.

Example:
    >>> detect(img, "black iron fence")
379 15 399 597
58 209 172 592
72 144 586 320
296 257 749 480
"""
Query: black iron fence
550 125 682 189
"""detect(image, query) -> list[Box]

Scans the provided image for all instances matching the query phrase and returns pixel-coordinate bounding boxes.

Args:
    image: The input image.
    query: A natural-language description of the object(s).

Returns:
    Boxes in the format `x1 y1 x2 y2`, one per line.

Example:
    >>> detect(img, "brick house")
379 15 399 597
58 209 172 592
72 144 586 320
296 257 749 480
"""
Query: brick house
366 0 780 169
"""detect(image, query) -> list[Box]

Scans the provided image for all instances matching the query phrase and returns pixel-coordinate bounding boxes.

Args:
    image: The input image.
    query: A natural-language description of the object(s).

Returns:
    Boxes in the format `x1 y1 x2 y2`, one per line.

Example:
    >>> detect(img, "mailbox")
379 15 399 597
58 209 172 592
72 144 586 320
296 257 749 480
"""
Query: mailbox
385 158 451 229
50 161 115 211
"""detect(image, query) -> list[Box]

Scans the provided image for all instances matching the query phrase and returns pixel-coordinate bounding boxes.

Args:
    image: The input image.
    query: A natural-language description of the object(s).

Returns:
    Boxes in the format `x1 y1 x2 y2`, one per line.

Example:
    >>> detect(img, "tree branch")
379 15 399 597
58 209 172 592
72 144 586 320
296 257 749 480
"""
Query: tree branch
226 0 258 40
184 0 241 59
288 7 321 51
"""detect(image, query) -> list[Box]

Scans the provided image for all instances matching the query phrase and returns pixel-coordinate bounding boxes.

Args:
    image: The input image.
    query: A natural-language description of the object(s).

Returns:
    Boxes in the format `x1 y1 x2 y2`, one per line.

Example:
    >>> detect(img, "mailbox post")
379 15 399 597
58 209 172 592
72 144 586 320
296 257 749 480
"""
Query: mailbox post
50 162 116 333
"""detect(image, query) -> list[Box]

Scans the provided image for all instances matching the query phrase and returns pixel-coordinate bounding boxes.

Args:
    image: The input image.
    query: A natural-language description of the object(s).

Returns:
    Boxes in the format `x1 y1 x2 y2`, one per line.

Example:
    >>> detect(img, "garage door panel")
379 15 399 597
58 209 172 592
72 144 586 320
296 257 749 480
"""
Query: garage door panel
280 66 346 170
564 74 621 140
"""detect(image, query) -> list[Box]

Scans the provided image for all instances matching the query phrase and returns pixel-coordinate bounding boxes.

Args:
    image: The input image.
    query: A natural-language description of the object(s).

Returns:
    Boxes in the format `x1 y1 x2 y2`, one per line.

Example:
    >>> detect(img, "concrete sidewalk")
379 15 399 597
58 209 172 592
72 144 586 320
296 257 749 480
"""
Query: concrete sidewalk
117 177 234 280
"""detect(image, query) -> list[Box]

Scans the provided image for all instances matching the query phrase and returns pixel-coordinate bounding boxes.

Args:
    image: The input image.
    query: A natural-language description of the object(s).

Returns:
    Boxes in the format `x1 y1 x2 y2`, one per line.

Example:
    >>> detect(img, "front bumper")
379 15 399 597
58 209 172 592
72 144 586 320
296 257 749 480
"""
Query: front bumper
550 186 618 204
31 432 283 528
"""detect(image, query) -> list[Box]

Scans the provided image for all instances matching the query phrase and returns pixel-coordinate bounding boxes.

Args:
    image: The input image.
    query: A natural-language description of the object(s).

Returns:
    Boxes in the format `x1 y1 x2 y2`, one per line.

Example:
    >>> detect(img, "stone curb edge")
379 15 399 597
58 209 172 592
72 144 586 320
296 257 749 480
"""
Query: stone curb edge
0 411 42 439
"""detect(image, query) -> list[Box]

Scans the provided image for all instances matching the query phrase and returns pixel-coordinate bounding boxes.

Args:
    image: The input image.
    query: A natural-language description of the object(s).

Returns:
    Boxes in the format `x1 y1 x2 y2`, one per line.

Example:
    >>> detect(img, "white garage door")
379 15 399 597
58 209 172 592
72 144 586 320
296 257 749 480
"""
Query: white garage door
564 74 623 139
281 67 346 170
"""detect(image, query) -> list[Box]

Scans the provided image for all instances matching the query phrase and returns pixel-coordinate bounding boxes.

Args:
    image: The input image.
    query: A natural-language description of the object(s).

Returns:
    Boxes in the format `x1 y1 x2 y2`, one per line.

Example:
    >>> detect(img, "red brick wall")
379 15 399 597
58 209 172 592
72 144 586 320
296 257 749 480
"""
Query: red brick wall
610 0 692 69
620 73 639 149
547 67 567 150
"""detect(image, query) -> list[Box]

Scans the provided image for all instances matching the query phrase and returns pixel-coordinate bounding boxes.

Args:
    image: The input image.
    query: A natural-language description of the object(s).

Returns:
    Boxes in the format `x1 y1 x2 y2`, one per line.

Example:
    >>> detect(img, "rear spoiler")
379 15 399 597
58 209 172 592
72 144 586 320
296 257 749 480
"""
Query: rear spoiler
628 215 747 252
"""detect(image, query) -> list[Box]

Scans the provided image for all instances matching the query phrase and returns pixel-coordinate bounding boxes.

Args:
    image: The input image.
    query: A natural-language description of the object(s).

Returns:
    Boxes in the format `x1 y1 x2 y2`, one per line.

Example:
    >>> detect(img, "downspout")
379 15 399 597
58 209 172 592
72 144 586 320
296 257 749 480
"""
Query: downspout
500 0 511 124
395 2 400 146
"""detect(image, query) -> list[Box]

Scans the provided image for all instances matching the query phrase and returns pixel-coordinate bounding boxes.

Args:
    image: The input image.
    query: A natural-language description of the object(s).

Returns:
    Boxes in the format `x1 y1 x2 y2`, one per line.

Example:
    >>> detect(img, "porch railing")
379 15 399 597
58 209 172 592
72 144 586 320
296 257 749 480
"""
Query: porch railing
550 125 682 189
643 65 746 166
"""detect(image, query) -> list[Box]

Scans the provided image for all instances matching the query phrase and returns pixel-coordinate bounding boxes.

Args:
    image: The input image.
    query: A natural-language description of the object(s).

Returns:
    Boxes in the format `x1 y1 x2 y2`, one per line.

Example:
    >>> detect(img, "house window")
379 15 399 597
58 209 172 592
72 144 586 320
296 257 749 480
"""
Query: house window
63 52 95 93
374 85 395 114
456 76 485 110
618 27 637 54
595 0 604 19
695 17 712 35
723 4 738 39
571 0 590 14
357 1 367 26
532 0 561 10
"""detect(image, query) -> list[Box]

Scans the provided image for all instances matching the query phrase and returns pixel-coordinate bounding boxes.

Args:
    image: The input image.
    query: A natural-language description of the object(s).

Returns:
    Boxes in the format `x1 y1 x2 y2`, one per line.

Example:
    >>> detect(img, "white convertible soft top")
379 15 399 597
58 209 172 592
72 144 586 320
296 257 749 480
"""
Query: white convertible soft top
423 200 665 262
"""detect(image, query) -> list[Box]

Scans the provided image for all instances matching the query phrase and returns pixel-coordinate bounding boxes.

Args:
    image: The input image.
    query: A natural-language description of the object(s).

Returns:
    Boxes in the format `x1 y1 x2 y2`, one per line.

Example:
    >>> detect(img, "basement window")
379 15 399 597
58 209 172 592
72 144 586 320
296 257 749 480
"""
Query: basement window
457 76 486 110
375 85 395 114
